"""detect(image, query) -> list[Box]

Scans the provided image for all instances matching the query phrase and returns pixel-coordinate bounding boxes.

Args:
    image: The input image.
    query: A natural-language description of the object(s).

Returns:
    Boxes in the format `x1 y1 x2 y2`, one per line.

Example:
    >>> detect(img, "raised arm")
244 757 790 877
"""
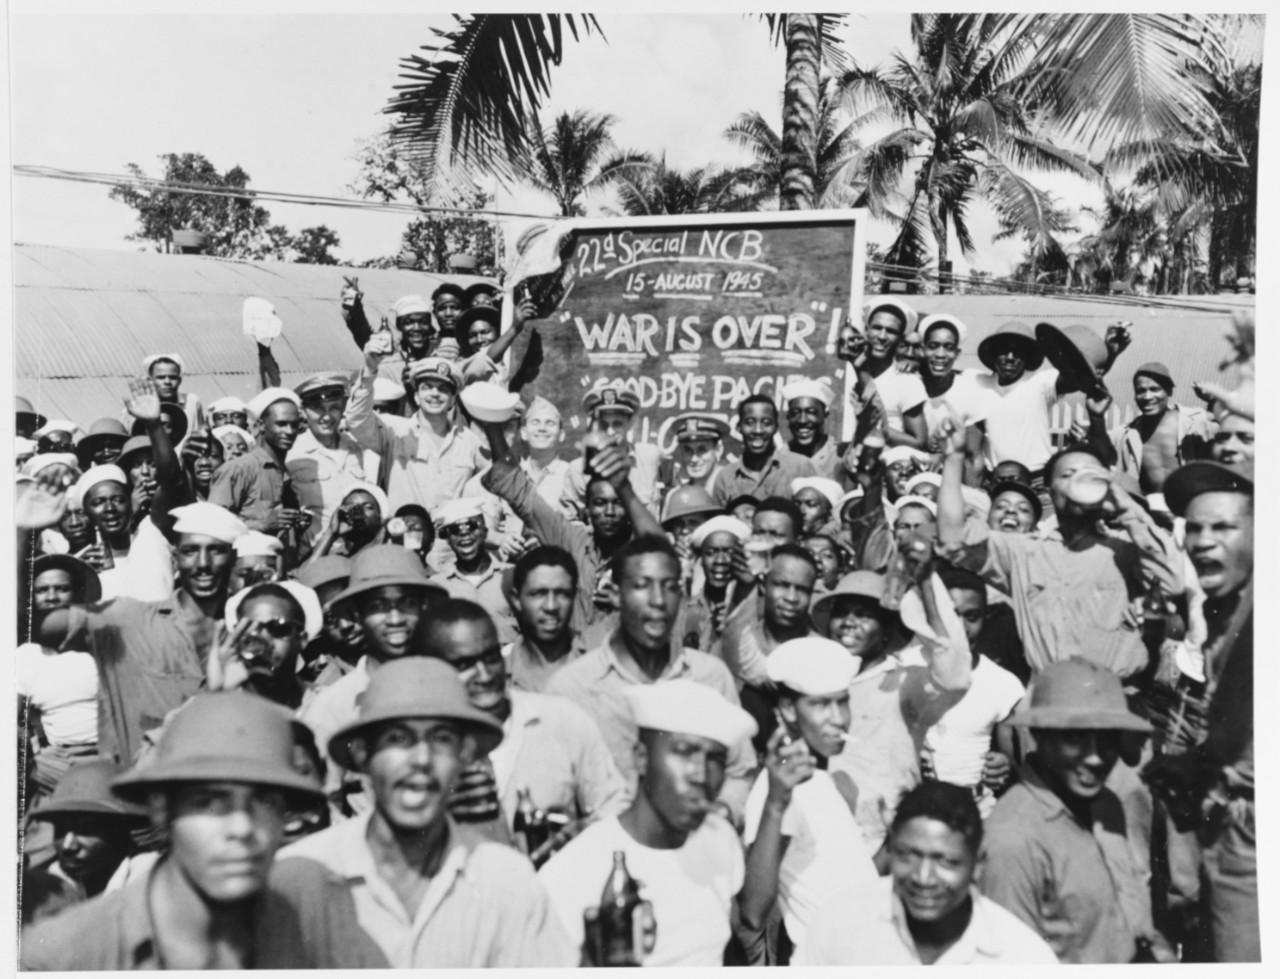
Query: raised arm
340 276 374 351
124 377 185 538
590 444 665 539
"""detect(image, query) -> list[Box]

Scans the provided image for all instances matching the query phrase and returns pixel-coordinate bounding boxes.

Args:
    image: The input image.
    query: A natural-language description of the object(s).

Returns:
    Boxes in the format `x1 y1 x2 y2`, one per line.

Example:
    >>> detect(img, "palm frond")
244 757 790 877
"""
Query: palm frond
385 14 603 195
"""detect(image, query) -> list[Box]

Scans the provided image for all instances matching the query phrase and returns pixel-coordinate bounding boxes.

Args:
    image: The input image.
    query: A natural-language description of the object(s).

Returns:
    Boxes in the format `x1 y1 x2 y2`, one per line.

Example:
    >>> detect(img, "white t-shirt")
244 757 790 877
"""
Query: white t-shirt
922 369 991 449
975 368 1060 471
538 813 743 967
16 643 99 745
99 517 175 603
869 365 927 433
743 768 881 954
900 655 1024 789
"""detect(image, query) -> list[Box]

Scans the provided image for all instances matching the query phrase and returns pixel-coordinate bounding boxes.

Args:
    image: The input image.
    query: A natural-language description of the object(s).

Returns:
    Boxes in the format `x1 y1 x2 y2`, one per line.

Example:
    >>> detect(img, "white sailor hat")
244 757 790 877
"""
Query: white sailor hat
408 357 463 391
624 680 757 749
142 353 184 373
918 313 968 345
904 472 942 495
766 637 859 696
890 494 938 519
233 531 284 558
22 453 80 479
435 496 487 530
70 464 128 509
372 377 407 404
790 476 844 513
689 514 752 550
170 502 249 544
247 387 302 420
392 295 432 320
781 378 834 409
882 445 932 469
208 396 249 417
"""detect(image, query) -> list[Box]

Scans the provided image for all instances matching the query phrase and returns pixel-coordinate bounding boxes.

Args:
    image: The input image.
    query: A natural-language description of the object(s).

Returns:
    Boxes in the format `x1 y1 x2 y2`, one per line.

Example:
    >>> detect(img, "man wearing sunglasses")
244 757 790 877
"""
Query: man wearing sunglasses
435 498 519 645
422 598 627 865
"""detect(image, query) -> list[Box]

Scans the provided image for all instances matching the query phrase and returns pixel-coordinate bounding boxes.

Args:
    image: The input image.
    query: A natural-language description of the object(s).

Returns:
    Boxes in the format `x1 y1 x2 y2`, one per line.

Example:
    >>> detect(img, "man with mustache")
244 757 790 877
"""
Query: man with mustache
738 638 879 962
712 395 816 506
278 658 576 967
797 782 1057 964
503 545 587 693
38 501 249 764
422 599 627 864
539 679 757 966
981 658 1173 963
23 692 382 969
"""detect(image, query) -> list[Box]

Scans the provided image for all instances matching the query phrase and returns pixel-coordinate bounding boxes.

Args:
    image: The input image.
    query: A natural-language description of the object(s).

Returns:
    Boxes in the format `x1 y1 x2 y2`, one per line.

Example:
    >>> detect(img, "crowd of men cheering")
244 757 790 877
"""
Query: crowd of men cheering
14 273 1257 967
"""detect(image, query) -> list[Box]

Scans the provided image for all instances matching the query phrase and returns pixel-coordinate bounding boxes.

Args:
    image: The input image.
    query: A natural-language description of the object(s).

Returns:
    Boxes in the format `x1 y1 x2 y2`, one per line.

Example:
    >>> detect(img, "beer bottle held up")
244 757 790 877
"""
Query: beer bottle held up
595 850 652 967
513 787 551 859
96 522 115 571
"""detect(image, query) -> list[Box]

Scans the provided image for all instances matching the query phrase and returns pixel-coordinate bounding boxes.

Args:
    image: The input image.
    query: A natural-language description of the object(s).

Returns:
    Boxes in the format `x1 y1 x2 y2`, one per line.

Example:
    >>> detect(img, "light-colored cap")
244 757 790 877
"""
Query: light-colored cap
342 481 389 518
170 502 249 544
208 396 248 416
435 496 487 530
791 476 844 513
882 445 932 468
890 494 938 519
70 464 128 508
233 530 283 558
21 453 80 479
212 425 254 450
226 580 324 642
767 637 858 696
904 472 942 494
34 419 81 440
247 387 301 420
781 378 834 409
392 295 432 319
918 313 968 345
408 357 463 391
142 353 184 373
372 377 406 404
624 679 757 750
689 514 752 549
460 381 521 424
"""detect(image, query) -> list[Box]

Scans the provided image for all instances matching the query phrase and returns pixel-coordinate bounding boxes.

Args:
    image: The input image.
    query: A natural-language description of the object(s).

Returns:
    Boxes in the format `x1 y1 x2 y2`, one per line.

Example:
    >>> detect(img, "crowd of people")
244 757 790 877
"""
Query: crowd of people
14 274 1257 967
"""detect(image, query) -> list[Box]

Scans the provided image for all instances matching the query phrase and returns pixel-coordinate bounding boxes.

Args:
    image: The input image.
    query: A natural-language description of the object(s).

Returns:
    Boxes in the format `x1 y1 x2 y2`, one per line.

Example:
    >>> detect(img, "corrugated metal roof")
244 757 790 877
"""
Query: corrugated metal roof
14 244 490 421
14 244 1251 428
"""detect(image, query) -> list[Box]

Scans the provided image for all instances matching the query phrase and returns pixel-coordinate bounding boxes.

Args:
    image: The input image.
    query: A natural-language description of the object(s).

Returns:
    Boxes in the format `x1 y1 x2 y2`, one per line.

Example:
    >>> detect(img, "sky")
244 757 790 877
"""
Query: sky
5 1 1120 275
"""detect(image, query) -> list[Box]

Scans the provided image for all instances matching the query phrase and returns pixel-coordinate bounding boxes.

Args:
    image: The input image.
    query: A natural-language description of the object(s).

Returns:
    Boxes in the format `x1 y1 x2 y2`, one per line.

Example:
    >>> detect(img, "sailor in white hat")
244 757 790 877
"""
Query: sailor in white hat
539 679 756 967
790 476 844 536
739 637 880 957
207 396 250 431
433 498 520 644
229 530 285 593
782 378 843 480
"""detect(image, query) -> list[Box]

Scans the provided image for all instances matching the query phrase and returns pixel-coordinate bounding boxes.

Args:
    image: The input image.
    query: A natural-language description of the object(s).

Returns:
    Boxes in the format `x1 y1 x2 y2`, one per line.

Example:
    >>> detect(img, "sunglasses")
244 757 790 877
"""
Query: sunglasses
441 518 485 538
449 647 505 676
243 617 302 640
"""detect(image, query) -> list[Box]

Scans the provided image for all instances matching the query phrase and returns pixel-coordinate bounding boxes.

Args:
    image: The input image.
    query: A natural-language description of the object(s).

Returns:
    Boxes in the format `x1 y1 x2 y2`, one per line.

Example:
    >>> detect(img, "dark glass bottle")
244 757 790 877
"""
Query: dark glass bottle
513 787 552 859
598 850 644 967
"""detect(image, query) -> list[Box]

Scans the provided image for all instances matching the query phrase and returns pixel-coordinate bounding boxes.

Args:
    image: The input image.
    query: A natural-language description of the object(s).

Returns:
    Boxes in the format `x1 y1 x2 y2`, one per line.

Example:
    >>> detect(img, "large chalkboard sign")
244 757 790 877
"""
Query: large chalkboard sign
514 211 867 452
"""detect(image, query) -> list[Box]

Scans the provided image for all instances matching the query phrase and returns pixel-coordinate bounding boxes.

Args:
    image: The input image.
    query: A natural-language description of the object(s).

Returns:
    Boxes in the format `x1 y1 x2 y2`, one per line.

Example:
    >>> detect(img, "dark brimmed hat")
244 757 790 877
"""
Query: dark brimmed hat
130 403 189 445
672 412 729 443
1163 460 1254 517
16 396 48 431
977 322 1044 372
28 759 149 824
1035 322 1107 395
115 435 155 473
328 544 448 607
407 357 463 392
987 479 1043 523
456 305 500 335
112 692 324 804
32 553 102 603
810 570 893 636
463 282 500 308
75 419 130 469
1133 361 1174 393
328 658 505 769
1009 658 1151 733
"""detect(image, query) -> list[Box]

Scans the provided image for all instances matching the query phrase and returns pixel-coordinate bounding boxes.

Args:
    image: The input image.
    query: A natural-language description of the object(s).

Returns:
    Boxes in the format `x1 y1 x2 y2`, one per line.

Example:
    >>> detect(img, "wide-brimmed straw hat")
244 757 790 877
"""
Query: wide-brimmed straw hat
31 553 102 603
328 544 448 607
977 321 1044 372
1009 658 1151 733
1035 322 1108 395
328 658 505 769
28 759 149 824
810 570 893 636
112 691 324 804
75 419 130 468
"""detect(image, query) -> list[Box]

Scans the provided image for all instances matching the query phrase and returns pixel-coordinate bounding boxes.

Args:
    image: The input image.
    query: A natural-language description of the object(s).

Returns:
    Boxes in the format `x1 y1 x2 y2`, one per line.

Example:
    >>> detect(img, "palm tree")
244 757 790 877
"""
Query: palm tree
838 14 1097 276
525 110 650 217
608 155 744 216
723 78 865 209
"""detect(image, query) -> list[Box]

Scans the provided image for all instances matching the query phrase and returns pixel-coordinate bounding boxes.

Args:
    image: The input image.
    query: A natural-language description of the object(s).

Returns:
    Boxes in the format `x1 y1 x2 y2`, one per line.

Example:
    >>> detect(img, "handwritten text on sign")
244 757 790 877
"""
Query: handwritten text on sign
527 215 865 452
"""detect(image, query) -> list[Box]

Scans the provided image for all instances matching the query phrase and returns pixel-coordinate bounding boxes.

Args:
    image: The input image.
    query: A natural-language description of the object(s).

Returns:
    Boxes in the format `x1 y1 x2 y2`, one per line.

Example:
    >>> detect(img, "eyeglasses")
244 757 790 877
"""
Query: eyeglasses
441 518 485 539
244 617 302 640
448 647 505 676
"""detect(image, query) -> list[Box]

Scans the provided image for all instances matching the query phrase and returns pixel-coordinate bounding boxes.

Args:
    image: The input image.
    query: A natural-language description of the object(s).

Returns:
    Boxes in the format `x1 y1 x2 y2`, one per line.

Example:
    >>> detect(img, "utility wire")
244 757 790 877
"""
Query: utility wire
13 163 1252 313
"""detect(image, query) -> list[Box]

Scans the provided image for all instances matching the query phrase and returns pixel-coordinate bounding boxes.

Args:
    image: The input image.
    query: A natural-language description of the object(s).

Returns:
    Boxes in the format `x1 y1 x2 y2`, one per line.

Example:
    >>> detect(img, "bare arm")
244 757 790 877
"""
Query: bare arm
885 403 928 449
738 729 811 933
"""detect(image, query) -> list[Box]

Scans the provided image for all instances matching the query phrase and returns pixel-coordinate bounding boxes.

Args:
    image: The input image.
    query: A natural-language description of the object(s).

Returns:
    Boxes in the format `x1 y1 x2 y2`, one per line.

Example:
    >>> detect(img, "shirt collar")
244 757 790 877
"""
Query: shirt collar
339 810 473 888
886 884 1003 962
593 630 689 682
445 561 501 585
251 444 282 469
505 690 544 733
1016 761 1078 823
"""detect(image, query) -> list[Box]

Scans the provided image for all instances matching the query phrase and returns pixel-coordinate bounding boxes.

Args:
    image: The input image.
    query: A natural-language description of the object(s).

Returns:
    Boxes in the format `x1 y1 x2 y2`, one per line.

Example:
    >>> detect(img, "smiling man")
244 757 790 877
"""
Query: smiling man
280 658 576 967
1111 362 1213 494
712 395 816 506
435 498 519 644
38 502 249 763
797 782 1057 965
669 412 730 492
981 658 1172 963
